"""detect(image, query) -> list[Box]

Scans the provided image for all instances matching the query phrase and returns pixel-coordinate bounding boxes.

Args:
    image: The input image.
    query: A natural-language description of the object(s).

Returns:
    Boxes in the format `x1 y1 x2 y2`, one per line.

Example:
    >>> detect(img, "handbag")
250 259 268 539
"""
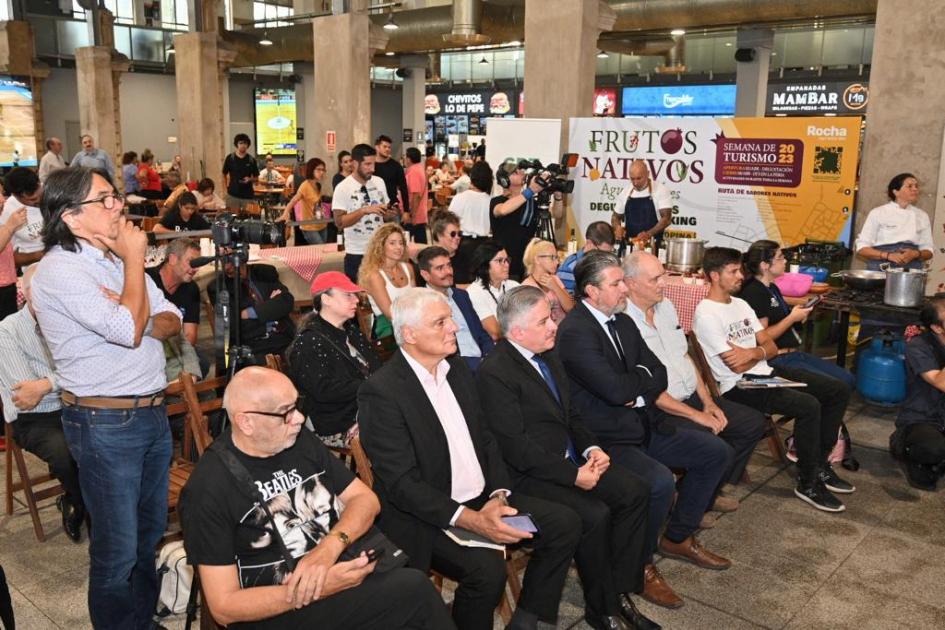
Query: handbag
210 435 407 574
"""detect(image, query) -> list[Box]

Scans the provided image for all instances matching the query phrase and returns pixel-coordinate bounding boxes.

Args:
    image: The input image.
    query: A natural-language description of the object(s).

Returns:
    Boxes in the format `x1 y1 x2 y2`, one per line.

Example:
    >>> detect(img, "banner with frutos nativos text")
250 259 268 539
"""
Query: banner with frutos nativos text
567 116 862 249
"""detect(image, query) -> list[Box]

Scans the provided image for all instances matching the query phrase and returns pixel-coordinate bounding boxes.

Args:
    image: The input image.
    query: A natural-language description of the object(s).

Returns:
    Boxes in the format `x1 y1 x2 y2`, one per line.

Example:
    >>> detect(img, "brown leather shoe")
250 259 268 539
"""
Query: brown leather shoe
659 535 731 570
641 563 683 609
711 495 739 513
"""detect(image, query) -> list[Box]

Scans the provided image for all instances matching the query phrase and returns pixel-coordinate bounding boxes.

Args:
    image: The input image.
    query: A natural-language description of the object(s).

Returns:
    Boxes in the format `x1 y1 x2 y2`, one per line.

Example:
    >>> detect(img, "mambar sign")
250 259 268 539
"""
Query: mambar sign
767 81 869 116
568 116 862 248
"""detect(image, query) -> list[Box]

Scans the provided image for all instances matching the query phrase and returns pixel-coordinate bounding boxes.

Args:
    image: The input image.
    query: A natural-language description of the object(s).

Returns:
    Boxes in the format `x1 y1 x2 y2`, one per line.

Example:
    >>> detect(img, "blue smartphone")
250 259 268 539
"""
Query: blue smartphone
501 513 539 534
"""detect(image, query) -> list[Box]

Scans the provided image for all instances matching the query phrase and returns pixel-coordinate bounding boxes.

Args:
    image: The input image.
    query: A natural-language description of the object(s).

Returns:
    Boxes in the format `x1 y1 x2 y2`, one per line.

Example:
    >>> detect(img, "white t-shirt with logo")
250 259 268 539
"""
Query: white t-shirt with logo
331 174 390 256
0 196 44 253
692 296 773 394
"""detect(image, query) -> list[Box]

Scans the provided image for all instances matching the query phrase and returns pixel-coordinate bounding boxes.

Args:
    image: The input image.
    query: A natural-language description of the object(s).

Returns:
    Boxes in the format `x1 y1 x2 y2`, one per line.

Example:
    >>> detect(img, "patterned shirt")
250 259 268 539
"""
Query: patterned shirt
0 306 60 421
32 242 180 396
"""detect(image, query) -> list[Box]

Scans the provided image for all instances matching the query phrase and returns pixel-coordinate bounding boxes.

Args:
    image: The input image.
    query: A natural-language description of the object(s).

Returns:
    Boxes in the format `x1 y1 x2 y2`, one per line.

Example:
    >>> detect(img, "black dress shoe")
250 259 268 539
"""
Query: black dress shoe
619 594 662 630
584 613 631 630
59 496 84 543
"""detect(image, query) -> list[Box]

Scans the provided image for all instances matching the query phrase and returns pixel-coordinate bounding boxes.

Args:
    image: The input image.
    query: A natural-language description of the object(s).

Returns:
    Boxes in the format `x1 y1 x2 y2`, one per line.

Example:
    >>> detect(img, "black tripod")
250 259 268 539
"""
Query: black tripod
211 242 256 382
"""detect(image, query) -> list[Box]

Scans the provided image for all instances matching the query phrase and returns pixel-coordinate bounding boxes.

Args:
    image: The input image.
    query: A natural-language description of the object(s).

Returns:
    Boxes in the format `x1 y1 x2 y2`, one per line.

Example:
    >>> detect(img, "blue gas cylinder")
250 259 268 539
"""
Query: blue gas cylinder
856 333 906 405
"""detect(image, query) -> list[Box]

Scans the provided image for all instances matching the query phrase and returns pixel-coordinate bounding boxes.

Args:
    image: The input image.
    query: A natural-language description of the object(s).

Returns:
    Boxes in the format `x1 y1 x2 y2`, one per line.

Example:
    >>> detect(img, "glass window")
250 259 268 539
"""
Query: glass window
254 1 293 27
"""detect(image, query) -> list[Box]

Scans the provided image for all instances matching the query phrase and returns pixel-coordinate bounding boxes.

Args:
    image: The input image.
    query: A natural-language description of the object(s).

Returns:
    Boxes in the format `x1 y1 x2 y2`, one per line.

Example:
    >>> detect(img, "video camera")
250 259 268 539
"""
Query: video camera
211 212 285 247
496 154 578 245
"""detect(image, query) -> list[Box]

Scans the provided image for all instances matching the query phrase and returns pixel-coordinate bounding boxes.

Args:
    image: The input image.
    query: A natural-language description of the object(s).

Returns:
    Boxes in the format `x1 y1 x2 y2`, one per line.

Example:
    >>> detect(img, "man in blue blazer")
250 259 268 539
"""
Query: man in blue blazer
418 246 494 371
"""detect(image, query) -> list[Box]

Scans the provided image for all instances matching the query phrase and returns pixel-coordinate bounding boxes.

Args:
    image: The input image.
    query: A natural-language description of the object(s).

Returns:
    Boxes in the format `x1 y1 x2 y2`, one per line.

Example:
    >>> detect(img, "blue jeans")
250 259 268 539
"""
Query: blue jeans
61 404 172 630
770 350 856 389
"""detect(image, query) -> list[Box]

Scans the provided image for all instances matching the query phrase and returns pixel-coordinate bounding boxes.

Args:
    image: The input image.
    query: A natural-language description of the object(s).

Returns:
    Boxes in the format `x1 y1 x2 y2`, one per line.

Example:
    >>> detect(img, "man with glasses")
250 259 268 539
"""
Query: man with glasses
180 366 453 629
31 167 182 630
332 143 394 282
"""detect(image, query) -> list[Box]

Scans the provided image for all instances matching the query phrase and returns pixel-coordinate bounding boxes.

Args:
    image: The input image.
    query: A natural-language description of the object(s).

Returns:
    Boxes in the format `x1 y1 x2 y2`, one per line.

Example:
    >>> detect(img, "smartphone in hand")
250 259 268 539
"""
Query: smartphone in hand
803 295 822 308
500 513 540 534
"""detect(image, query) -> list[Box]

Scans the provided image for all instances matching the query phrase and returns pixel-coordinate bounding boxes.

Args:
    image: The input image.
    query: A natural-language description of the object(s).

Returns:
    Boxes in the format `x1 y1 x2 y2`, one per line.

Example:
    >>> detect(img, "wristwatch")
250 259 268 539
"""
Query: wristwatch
327 530 350 547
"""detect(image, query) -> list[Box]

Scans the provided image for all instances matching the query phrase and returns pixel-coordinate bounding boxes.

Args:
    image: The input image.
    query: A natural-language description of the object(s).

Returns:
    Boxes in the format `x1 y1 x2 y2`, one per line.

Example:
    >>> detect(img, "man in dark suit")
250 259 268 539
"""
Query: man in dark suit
478 285 659 630
358 287 580 630
418 246 494 371
208 261 295 364
556 252 732 611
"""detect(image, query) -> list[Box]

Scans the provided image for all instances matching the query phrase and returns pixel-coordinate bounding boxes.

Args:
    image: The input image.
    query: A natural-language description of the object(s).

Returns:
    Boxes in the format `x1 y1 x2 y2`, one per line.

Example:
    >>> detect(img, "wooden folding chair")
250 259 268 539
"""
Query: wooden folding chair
264 353 286 373
4 420 64 542
350 436 525 624
687 332 790 467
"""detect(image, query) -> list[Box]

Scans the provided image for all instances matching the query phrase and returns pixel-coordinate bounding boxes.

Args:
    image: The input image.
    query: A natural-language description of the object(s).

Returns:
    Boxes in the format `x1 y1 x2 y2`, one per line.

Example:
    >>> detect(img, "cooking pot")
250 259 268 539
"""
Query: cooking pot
832 270 886 291
881 264 927 307
664 238 705 273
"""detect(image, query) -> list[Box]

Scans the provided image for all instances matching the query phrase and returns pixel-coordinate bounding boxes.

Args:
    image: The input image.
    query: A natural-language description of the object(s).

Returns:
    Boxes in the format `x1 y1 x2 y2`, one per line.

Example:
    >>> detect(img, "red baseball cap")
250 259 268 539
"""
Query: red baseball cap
310 271 363 295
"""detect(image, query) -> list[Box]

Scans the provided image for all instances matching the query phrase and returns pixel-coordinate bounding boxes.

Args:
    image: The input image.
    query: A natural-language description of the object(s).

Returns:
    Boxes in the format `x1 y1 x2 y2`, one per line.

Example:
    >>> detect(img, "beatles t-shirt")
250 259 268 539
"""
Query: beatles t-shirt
180 429 355 588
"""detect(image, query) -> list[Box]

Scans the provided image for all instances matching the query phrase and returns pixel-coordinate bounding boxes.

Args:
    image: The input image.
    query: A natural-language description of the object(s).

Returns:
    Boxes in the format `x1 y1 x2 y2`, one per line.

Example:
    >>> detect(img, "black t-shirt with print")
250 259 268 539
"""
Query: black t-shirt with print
158 207 211 232
223 152 260 199
738 277 801 349
180 429 355 588
147 267 201 325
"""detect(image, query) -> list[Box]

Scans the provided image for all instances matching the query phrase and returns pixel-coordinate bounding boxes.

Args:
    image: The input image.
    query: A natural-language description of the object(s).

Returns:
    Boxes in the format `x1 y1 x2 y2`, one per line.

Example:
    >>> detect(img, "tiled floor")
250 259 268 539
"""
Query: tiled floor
2 396 943 629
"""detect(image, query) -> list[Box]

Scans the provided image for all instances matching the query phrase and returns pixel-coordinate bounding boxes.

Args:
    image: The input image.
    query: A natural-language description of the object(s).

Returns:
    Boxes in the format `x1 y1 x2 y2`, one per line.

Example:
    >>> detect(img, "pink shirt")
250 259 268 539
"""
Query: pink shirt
0 243 15 287
405 163 429 225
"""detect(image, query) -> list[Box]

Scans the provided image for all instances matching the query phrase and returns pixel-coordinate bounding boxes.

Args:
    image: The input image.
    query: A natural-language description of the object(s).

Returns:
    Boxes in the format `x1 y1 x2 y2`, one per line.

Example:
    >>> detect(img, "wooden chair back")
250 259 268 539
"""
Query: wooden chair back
265 353 287 373
349 436 373 489
179 373 225 458
687 332 721 398
4 419 63 542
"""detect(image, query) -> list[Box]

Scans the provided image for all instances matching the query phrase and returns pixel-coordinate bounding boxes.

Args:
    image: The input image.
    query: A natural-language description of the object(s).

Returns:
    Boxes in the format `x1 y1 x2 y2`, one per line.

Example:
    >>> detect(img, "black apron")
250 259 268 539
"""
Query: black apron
623 185 661 250
865 241 924 271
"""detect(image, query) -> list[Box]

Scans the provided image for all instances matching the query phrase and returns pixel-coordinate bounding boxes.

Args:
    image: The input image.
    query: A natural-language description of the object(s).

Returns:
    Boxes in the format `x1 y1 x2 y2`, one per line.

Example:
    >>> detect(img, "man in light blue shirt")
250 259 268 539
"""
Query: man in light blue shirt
557 221 615 293
0 264 84 542
32 166 181 630
69 134 115 179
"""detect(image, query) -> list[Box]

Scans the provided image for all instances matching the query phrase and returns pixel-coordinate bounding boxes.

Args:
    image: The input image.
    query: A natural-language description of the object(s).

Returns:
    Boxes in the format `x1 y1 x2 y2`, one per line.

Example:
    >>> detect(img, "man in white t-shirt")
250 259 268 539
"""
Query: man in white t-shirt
0 168 45 266
332 143 394 281
612 160 673 248
692 247 854 514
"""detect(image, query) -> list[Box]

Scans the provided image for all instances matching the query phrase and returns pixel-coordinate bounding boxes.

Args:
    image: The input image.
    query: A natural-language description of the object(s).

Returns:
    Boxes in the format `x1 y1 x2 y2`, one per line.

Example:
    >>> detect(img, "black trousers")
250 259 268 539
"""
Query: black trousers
0 284 16 321
665 394 768 486
0 564 12 630
902 423 945 465
11 410 83 507
724 364 849 479
430 492 580 630
343 254 364 283
515 463 650 617
232 567 454 630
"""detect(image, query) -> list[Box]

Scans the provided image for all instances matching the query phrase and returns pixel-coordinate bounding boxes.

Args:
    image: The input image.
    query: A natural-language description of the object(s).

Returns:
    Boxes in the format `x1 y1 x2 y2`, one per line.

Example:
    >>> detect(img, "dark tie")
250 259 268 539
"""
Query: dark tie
605 319 627 365
532 354 580 464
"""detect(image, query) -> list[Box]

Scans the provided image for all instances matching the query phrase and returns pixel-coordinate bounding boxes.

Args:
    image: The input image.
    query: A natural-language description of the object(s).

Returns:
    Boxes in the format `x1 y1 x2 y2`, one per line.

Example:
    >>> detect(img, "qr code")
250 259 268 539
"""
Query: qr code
813 146 843 175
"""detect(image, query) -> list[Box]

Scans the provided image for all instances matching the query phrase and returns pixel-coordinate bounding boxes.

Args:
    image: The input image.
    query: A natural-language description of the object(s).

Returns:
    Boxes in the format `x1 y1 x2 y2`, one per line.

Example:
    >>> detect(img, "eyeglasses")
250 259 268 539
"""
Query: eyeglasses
245 396 304 424
73 191 125 211
536 254 557 260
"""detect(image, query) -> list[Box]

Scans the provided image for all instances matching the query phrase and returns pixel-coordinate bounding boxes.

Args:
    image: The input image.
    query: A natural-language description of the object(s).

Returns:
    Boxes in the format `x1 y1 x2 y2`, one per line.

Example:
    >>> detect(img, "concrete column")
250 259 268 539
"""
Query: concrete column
174 32 234 182
856 1 945 282
400 54 428 150
734 28 773 117
75 46 127 166
311 13 386 165
523 0 615 152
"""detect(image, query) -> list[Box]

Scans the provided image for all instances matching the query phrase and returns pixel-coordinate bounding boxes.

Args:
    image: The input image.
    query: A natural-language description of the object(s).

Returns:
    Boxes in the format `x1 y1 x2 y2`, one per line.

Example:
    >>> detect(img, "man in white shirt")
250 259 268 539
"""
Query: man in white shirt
257 156 286 185
612 160 673 248
332 143 394 281
0 168 45 265
358 288 581 630
38 137 67 184
623 252 766 511
692 247 854 513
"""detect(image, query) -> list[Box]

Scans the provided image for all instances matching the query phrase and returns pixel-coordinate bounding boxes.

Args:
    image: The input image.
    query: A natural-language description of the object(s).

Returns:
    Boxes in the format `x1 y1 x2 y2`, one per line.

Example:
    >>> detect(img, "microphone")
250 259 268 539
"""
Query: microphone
189 255 216 269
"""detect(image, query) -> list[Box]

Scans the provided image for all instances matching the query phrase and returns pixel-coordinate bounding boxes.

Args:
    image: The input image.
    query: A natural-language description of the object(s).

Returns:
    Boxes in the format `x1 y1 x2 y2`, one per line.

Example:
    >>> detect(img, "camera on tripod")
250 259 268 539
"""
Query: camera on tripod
211 212 285 248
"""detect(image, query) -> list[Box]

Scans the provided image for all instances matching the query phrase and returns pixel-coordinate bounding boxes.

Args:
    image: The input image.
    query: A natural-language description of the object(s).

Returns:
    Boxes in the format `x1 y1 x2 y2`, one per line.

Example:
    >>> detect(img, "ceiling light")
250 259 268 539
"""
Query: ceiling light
725 42 732 47
385 51 395 56
670 29 686 36
383 13 399 31
597 50 609 59
259 32 273 46
478 55 489 64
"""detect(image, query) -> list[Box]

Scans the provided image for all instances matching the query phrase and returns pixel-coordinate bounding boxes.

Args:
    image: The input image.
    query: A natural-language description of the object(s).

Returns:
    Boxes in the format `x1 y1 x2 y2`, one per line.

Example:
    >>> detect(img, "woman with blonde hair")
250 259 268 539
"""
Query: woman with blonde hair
521 238 574 323
358 223 414 338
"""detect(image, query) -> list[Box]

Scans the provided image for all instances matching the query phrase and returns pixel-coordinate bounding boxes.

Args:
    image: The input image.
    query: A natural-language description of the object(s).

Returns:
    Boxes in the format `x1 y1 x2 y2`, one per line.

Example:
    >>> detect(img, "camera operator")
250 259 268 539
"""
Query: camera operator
491 163 565 281
612 160 673 253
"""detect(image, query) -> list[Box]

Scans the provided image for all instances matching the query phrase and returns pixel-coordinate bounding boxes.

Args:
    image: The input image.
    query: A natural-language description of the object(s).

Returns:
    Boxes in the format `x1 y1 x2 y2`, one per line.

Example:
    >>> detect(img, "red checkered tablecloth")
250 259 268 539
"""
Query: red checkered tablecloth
261 244 338 283
663 276 709 333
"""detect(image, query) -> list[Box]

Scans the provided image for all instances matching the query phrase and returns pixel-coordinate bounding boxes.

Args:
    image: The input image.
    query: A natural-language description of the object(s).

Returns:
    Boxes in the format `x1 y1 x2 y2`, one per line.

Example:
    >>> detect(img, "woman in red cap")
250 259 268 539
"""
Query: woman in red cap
286 271 382 448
